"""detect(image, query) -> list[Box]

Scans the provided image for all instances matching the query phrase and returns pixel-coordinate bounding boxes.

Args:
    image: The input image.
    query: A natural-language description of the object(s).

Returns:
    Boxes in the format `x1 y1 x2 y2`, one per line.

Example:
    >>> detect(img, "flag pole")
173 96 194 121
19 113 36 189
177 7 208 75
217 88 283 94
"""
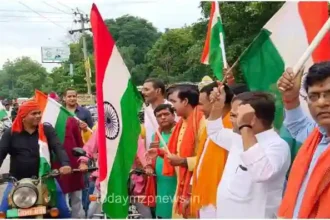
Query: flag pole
221 31 263 83
216 1 228 69
47 94 94 133
143 104 170 154
293 17 330 74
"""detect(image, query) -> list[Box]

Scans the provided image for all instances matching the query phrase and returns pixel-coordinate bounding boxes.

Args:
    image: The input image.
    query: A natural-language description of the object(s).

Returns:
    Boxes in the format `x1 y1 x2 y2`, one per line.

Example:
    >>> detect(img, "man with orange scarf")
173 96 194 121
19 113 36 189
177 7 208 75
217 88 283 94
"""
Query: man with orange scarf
190 82 248 218
147 84 205 218
0 100 72 217
277 62 330 218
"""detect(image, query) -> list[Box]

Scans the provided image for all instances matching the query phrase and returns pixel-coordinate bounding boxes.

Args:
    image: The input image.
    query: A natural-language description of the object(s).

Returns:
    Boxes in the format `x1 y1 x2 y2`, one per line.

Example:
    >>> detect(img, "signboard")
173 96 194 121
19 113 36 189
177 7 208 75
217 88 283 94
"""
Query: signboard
41 47 70 63
77 94 95 106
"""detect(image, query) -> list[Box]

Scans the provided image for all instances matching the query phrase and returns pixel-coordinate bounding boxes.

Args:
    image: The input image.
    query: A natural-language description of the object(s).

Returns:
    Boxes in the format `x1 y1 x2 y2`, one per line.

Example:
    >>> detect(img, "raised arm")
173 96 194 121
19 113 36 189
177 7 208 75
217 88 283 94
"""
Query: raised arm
207 82 236 151
241 138 290 182
277 68 316 143
284 106 316 143
207 118 235 151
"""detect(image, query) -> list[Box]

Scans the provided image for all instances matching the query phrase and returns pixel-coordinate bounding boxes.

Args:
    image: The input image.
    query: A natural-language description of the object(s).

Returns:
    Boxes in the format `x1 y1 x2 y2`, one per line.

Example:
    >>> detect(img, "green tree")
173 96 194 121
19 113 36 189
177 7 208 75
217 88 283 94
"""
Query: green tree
145 27 195 83
0 57 53 98
105 15 161 65
54 15 161 91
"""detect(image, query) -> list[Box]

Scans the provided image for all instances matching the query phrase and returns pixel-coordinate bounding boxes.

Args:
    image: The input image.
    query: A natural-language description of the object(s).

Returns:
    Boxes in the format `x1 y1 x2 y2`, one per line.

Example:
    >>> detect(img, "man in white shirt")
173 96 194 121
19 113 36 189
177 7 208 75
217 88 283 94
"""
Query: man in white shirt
207 84 290 218
142 78 174 149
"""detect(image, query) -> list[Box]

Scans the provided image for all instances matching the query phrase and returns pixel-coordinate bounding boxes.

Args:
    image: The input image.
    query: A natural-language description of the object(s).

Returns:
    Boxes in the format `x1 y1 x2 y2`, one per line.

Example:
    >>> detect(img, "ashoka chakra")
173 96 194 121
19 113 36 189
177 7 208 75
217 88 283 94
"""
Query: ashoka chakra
104 101 120 140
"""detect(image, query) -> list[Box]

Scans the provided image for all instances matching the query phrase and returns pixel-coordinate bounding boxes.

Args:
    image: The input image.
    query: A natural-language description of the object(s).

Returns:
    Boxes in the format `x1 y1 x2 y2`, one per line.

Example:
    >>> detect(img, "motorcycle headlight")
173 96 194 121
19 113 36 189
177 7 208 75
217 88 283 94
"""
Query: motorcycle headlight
12 185 38 209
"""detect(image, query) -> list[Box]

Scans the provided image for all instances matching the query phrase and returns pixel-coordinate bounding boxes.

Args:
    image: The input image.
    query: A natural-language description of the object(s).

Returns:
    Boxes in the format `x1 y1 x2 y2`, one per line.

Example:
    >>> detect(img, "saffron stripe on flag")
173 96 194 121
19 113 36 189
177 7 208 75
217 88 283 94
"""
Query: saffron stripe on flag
91 4 143 218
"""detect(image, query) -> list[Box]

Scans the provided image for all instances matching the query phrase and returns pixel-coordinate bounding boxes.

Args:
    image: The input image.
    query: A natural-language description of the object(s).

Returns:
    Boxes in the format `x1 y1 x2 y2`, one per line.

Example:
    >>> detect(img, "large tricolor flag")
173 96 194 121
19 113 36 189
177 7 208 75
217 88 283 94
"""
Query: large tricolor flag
35 90 76 205
201 1 227 80
239 2 330 160
91 4 143 218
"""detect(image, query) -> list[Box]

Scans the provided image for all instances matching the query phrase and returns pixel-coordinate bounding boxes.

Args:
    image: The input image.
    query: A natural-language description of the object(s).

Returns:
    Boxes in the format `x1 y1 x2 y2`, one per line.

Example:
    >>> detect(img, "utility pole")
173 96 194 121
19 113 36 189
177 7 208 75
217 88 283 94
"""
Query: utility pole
69 8 92 95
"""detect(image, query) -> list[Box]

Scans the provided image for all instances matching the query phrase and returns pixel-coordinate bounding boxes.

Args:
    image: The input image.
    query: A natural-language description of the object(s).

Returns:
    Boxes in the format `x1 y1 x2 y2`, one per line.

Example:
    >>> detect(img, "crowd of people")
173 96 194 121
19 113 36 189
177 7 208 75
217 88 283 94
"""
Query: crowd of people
0 61 330 219
125 61 330 219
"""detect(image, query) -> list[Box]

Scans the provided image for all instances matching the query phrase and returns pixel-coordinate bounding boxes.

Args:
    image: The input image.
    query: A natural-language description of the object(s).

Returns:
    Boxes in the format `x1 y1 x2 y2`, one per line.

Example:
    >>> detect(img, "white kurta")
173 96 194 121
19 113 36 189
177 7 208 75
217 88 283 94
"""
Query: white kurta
207 118 291 218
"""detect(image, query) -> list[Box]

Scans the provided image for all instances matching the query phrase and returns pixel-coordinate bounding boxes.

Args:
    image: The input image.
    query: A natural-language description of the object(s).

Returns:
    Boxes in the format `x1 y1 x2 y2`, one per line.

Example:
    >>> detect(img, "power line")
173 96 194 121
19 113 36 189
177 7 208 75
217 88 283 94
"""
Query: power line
0 15 70 18
42 1 71 15
0 9 68 14
0 20 72 23
18 2 67 30
56 1 74 11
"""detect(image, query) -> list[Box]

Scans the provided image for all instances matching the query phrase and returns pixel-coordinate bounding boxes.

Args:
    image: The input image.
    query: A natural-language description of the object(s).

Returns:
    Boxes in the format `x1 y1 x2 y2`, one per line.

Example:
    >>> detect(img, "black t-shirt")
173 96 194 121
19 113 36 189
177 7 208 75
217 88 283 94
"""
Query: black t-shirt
0 124 70 180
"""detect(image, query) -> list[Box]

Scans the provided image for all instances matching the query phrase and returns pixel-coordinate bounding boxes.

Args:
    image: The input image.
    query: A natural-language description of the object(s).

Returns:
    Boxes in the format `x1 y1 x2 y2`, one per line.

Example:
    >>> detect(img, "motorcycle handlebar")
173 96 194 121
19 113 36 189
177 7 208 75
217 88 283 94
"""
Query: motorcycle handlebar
44 167 98 178
0 167 99 183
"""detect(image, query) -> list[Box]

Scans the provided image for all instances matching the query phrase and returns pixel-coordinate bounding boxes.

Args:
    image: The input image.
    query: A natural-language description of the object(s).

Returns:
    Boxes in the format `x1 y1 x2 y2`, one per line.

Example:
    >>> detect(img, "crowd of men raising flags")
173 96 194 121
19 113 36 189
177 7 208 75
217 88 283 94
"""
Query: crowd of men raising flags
0 62 330 219
129 61 330 219
0 46 329 220
0 0 329 218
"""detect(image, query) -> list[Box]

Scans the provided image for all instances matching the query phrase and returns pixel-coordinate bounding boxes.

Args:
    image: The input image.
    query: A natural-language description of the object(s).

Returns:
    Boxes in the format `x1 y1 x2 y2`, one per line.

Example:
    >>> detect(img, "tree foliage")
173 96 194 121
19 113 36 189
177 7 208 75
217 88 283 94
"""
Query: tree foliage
0 57 52 99
1 2 295 99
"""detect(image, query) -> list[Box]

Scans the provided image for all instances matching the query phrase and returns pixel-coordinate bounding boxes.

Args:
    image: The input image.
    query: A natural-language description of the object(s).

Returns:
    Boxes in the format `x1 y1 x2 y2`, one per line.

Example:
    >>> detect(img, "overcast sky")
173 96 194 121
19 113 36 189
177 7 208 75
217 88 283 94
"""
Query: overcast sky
0 0 202 71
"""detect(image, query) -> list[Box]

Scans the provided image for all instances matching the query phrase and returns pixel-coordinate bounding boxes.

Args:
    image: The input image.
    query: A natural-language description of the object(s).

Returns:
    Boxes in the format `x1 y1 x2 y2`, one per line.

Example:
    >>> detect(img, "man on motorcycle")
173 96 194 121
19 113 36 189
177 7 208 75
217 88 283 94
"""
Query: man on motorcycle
0 100 72 217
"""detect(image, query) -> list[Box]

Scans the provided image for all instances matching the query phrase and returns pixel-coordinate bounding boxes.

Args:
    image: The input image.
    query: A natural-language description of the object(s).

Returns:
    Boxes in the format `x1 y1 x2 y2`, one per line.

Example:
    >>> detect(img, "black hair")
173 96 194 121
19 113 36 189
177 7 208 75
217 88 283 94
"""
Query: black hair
63 88 77 97
171 84 199 107
166 85 177 99
144 78 166 95
229 83 250 95
200 82 234 104
232 91 275 128
304 61 330 92
154 104 175 116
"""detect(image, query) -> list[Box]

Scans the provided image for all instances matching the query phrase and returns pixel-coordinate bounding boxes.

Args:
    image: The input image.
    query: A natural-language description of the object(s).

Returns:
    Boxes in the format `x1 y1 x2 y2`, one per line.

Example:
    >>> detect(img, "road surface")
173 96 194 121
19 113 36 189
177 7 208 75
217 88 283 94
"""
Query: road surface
0 156 9 196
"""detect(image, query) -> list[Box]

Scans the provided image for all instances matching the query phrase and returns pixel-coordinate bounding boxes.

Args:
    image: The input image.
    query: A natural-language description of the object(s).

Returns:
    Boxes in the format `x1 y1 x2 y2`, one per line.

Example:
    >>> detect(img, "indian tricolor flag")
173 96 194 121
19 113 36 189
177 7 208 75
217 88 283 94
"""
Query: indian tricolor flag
35 90 75 205
201 1 227 80
35 90 74 143
239 2 330 160
91 4 143 218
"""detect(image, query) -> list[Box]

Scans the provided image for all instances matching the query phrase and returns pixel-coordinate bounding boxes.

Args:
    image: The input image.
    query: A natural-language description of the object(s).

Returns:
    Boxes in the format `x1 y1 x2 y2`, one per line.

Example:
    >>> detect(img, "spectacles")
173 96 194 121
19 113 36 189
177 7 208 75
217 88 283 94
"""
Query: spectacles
307 91 330 103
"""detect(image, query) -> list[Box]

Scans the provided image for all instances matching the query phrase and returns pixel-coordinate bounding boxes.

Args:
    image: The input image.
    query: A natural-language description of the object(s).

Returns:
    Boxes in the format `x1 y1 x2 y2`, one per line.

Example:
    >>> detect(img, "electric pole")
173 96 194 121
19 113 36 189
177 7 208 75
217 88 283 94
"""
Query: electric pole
69 8 92 95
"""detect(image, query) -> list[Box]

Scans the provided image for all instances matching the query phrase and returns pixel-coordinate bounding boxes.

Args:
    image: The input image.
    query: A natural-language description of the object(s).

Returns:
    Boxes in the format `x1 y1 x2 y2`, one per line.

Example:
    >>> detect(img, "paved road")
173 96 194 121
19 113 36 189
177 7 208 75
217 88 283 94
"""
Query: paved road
0 156 9 196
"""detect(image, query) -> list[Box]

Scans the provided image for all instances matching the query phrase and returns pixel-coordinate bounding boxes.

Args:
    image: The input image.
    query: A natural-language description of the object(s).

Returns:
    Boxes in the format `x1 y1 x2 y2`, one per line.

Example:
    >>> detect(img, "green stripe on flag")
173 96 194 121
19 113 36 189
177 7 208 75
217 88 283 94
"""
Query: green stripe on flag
54 107 72 143
103 79 142 218
39 157 57 206
239 29 285 130
239 28 304 178
210 15 225 80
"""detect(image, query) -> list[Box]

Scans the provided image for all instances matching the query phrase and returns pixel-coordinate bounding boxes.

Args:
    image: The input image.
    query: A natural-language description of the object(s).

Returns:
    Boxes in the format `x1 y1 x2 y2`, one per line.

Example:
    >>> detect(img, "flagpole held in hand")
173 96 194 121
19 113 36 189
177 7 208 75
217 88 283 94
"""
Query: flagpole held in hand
293 17 330 74
143 103 170 154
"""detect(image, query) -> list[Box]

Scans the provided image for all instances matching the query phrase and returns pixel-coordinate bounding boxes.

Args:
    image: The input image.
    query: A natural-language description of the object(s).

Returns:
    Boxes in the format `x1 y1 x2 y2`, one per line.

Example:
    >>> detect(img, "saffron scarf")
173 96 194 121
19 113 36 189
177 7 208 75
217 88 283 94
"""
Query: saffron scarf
163 107 204 215
190 112 231 217
12 100 57 206
278 128 330 218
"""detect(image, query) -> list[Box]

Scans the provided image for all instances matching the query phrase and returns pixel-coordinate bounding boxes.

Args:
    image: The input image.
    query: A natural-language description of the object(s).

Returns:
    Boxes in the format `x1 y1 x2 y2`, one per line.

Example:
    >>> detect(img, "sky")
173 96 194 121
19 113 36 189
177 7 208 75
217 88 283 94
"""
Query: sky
0 0 202 72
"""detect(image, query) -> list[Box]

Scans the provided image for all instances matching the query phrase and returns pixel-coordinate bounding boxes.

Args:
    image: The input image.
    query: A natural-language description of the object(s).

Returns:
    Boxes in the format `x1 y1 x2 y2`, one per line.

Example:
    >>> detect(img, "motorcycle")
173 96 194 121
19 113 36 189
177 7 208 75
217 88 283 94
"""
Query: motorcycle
0 166 97 219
